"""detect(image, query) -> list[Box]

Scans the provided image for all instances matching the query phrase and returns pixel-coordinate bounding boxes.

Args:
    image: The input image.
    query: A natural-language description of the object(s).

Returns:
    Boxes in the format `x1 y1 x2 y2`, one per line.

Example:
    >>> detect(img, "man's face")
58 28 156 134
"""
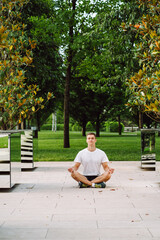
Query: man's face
86 134 97 146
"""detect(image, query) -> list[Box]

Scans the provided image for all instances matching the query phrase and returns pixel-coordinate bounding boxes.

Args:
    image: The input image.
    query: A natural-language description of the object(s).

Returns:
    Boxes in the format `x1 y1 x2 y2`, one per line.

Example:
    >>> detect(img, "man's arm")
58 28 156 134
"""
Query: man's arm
102 162 114 174
68 162 81 173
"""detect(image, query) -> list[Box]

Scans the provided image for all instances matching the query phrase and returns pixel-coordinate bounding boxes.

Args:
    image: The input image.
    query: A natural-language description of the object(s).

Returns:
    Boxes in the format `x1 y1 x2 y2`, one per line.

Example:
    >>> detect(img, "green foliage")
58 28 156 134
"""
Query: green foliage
23 0 55 18
21 0 63 128
57 124 68 131
109 122 124 133
0 0 52 129
41 123 73 131
41 120 108 132
69 0 143 136
71 122 81 131
86 122 95 131
54 0 129 143
104 121 110 132
41 124 52 130
126 0 160 121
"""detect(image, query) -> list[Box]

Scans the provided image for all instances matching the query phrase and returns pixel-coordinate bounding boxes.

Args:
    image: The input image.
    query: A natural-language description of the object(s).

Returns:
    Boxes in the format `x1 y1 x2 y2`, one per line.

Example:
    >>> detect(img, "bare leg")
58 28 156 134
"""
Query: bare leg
71 171 92 186
91 171 111 184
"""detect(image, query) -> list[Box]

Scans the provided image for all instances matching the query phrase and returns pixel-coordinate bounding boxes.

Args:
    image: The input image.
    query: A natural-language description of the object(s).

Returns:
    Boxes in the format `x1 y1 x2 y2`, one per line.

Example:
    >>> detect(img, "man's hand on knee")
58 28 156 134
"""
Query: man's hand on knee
68 167 74 173
109 168 114 174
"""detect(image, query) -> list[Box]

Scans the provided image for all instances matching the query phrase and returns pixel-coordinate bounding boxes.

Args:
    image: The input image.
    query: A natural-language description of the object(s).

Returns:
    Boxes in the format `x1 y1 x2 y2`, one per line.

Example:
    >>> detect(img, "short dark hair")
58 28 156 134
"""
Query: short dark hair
86 132 96 137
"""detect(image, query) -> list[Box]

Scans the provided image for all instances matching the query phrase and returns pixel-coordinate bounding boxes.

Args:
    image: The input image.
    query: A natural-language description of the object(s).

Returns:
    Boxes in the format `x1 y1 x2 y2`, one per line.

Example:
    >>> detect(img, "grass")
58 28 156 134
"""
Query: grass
36 131 160 161
0 136 8 148
1 130 159 161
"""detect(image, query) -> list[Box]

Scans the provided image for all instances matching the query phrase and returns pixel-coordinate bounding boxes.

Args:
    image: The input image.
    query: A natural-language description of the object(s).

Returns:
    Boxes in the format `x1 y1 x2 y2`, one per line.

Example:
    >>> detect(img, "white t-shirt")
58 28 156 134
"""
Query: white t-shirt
74 148 109 176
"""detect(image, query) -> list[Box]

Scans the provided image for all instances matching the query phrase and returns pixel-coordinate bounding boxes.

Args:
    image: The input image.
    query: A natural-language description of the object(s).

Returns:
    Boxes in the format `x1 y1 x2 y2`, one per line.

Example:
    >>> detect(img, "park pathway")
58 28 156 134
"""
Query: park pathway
0 161 160 240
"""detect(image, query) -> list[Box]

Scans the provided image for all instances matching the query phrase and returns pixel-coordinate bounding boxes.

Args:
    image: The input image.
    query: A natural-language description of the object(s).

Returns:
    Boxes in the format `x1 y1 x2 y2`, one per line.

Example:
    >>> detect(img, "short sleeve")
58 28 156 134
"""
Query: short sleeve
74 151 82 163
101 151 109 163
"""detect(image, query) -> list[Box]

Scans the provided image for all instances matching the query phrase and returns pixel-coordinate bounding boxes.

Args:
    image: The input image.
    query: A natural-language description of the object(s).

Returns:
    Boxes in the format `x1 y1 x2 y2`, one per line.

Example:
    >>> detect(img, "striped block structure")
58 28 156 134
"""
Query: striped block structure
21 130 35 171
141 154 156 170
0 133 16 189
141 129 156 170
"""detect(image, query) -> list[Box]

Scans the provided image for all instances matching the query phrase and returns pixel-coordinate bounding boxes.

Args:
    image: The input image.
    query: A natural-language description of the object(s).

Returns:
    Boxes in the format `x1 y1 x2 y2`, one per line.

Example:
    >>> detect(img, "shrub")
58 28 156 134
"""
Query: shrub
41 123 73 131
86 122 95 131
41 124 52 130
105 121 110 132
109 122 124 132
72 123 81 131
57 124 64 131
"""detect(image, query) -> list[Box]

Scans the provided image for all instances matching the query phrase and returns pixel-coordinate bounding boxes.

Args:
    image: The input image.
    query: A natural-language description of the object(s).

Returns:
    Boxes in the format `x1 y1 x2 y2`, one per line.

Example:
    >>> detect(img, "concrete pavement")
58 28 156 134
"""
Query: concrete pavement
0 161 160 240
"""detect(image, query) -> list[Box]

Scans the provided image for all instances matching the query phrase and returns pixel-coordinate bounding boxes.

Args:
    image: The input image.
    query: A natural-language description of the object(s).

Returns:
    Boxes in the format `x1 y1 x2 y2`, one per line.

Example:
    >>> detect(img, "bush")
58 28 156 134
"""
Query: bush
109 122 124 132
105 121 110 132
41 124 52 130
86 122 95 131
41 123 73 131
57 124 64 131
71 123 81 131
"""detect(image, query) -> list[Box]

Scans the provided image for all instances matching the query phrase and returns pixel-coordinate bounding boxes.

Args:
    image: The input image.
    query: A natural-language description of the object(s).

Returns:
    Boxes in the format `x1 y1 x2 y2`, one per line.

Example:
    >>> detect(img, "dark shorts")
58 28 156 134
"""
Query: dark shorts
84 175 98 181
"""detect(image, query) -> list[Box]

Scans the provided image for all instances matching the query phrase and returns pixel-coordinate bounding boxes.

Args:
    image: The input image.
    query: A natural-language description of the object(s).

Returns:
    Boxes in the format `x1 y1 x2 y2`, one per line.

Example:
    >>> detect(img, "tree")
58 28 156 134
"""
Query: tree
63 0 76 148
55 0 124 146
70 77 111 137
125 0 160 123
21 0 63 130
70 0 142 135
54 0 146 142
0 0 52 129
70 85 92 136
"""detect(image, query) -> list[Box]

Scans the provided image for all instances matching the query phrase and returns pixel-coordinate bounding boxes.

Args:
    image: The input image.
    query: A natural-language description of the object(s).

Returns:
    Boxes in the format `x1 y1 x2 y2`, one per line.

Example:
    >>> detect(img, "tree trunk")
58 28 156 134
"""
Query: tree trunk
36 113 41 131
64 68 70 147
96 115 100 137
52 112 57 132
20 121 24 129
23 119 26 129
63 0 76 148
82 122 86 136
118 115 122 135
139 111 143 129
1 110 7 130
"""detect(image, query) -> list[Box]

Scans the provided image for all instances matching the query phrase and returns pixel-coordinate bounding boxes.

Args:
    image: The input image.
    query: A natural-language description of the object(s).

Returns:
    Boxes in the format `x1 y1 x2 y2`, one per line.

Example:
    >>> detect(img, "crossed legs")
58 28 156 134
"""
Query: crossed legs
71 170 112 186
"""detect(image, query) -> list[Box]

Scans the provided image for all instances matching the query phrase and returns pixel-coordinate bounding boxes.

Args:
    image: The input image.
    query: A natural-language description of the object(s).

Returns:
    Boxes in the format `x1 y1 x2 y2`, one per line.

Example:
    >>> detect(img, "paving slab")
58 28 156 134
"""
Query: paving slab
0 161 160 240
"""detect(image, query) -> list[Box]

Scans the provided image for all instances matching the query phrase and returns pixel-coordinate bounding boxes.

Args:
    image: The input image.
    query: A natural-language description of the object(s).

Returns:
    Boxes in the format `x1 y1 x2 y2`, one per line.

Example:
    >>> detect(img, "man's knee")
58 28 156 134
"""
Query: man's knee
71 170 79 180
103 171 111 182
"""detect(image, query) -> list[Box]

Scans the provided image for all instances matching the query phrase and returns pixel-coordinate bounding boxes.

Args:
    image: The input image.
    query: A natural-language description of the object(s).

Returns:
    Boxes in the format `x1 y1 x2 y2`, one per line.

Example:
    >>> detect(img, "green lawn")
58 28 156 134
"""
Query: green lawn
36 131 160 161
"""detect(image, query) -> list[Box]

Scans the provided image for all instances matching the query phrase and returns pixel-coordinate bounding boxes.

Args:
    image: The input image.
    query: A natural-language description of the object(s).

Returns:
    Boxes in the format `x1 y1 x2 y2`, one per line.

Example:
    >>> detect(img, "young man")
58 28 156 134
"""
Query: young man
68 133 114 188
